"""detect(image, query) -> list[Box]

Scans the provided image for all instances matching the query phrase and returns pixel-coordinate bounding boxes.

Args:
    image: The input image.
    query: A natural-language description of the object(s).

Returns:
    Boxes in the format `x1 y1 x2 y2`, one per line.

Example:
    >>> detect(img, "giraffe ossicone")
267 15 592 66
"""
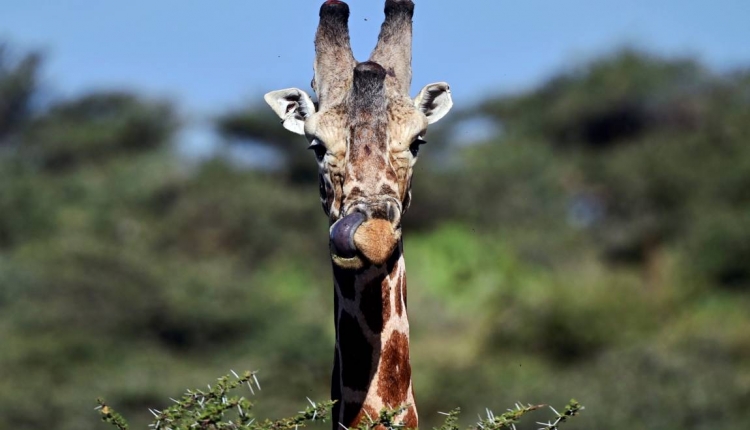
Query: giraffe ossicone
264 1 453 428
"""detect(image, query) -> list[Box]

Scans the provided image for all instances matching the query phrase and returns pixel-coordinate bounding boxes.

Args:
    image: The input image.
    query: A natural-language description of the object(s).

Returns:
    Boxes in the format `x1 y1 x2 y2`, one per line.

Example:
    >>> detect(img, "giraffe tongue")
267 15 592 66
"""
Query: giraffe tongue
330 212 366 259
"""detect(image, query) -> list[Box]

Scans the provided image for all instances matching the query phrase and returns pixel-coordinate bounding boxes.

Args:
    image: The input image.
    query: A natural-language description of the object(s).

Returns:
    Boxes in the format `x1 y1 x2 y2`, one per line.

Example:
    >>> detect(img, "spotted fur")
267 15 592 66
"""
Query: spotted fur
264 1 453 428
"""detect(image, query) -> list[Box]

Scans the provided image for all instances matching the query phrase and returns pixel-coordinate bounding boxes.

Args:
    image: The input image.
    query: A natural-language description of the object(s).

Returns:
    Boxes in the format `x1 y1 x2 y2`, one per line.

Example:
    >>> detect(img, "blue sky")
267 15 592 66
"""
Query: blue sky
1 1 748 155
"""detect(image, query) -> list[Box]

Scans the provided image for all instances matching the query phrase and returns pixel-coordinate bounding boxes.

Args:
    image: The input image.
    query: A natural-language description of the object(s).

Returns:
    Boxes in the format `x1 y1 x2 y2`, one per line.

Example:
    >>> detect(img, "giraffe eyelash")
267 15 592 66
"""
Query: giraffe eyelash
409 136 427 157
308 140 328 162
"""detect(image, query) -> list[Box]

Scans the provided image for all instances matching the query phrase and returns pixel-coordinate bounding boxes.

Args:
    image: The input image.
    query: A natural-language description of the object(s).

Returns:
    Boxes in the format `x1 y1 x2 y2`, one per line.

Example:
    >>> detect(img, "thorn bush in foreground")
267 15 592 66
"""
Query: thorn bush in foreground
97 372 583 430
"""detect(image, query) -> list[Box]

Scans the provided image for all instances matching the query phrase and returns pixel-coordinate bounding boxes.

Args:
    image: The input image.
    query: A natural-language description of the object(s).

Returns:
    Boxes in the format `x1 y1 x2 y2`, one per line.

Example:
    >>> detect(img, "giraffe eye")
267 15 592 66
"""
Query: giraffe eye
308 140 327 162
409 137 427 157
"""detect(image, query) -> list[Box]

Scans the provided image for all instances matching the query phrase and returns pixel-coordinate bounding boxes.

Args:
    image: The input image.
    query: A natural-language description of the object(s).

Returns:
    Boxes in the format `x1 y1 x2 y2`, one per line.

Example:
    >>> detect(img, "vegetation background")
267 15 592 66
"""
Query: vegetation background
1 3 749 430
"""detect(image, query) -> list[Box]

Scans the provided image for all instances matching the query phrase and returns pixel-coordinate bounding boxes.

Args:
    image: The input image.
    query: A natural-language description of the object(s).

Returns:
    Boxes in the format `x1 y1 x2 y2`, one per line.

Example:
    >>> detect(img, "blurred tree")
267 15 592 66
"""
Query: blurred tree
0 45 40 143
19 92 176 171
216 108 317 184
1 42 749 430
0 45 332 430
479 49 710 149
463 50 750 289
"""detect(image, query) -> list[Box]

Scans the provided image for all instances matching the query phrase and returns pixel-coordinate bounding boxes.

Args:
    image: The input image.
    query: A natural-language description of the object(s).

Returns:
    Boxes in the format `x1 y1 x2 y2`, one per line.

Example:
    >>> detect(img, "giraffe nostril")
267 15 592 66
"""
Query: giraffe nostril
330 212 366 259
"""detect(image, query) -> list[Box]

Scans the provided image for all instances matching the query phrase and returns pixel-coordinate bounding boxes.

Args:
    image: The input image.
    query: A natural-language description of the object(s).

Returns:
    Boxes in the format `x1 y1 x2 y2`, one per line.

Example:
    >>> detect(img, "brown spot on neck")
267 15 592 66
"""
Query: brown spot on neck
403 406 418 429
344 403 379 430
377 331 411 406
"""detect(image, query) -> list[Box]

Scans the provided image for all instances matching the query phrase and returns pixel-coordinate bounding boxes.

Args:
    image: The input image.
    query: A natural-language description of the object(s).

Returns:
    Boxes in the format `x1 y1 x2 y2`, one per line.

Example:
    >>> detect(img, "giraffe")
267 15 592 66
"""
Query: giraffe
264 1 453 428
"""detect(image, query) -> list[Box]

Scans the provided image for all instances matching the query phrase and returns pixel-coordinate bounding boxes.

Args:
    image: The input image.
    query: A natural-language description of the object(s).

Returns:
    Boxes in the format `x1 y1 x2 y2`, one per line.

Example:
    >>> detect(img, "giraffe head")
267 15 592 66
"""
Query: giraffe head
265 0 453 269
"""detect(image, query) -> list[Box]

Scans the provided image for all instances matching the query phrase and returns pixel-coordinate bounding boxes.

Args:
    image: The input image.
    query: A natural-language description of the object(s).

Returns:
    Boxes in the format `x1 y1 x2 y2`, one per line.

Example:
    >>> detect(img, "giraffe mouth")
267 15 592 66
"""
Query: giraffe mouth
330 212 400 268
330 212 366 260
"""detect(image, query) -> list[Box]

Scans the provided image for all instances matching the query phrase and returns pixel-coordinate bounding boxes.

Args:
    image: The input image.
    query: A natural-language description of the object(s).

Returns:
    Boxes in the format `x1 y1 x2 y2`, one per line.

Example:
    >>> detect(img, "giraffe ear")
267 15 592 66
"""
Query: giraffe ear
264 88 317 135
414 82 453 124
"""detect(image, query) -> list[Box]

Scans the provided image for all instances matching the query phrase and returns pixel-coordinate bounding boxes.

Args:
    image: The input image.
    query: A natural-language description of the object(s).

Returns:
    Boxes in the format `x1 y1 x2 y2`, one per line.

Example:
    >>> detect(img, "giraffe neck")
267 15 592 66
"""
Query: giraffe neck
331 241 417 429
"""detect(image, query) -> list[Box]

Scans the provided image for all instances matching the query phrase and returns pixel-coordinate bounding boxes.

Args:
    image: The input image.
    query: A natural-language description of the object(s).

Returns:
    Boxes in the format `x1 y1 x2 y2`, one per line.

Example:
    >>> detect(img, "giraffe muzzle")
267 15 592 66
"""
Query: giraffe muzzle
330 211 400 268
